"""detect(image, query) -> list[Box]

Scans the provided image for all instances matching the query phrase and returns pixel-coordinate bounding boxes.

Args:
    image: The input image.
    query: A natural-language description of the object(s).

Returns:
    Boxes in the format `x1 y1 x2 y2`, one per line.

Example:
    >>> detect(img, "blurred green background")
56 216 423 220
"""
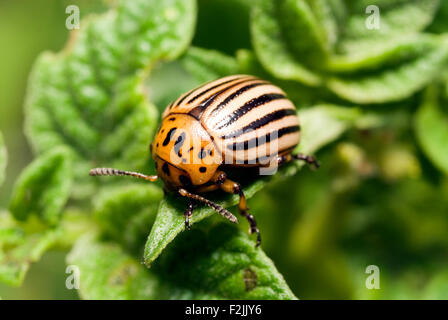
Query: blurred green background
0 0 106 299
1 0 448 299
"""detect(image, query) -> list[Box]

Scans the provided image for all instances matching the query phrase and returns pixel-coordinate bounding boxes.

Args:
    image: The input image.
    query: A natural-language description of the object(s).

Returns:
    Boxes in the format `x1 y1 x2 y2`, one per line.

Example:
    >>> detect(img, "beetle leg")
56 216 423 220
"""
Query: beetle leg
216 173 261 247
184 199 196 230
294 154 320 168
178 188 238 224
277 154 320 169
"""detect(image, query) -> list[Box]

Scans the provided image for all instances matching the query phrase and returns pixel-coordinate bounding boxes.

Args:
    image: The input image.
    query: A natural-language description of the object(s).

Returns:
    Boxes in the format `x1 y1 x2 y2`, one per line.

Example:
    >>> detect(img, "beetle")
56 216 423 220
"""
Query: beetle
90 75 319 246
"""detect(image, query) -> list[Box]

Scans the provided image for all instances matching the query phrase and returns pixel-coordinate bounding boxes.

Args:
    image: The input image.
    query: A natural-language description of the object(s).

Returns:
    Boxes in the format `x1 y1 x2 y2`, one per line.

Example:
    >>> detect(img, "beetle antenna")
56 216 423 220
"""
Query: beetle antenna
178 189 238 224
89 168 158 182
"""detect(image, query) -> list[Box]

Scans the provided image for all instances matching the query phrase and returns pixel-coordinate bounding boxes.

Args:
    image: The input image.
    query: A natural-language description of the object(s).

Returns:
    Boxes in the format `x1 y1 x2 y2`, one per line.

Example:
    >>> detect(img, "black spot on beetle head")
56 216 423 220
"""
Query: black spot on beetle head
162 162 170 176
162 127 177 146
199 166 207 173
179 175 192 188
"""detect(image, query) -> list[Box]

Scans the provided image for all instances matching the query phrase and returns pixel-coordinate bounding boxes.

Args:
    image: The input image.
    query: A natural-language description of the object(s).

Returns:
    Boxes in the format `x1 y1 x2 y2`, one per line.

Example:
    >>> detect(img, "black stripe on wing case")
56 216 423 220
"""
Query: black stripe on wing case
186 76 248 104
221 108 296 139
216 93 287 130
209 82 270 118
187 78 257 119
227 125 300 151
175 88 196 107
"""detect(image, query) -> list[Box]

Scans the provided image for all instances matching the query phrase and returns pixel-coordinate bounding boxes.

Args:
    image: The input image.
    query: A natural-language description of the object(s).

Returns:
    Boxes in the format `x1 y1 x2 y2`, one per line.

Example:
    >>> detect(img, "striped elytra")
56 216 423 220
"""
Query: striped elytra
152 74 301 189
91 75 317 247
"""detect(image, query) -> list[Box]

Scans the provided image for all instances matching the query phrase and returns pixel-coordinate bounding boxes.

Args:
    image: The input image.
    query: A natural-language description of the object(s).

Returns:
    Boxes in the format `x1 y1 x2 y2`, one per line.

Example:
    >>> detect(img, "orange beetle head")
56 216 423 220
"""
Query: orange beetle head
151 114 222 190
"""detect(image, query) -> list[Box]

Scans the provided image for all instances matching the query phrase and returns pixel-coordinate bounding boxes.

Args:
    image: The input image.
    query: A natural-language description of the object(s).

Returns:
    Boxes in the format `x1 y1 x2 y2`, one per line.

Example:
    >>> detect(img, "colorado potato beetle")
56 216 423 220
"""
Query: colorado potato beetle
90 75 319 246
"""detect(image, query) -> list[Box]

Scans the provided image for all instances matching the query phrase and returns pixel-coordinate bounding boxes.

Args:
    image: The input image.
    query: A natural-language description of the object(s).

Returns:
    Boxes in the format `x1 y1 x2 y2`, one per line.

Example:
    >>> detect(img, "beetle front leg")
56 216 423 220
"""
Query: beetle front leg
184 199 196 230
217 172 261 247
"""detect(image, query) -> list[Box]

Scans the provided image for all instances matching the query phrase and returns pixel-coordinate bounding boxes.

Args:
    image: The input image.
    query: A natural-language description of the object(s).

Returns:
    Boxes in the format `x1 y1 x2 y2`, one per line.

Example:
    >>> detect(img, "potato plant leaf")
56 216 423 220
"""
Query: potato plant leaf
278 0 332 66
251 0 322 86
24 0 196 195
66 234 158 300
428 0 448 33
343 0 440 39
181 47 240 83
328 34 436 73
0 212 62 286
326 35 448 103
415 87 448 174
93 183 163 254
0 132 6 187
152 223 297 299
296 104 369 154
144 104 370 266
144 180 265 267
68 224 296 299
9 147 73 226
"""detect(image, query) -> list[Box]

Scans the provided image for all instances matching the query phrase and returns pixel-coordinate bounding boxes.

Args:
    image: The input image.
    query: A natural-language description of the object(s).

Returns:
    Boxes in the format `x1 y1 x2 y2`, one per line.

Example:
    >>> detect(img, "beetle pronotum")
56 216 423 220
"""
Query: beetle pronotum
90 75 319 246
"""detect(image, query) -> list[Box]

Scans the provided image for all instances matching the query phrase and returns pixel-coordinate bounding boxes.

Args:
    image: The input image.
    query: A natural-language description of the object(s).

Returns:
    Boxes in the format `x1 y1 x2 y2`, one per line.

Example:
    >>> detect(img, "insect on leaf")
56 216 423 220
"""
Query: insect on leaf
144 104 370 266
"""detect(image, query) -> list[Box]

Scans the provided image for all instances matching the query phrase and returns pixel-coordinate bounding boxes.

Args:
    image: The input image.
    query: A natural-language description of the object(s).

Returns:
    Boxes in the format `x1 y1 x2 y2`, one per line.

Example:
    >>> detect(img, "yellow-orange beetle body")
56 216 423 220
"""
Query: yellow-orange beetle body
91 75 319 246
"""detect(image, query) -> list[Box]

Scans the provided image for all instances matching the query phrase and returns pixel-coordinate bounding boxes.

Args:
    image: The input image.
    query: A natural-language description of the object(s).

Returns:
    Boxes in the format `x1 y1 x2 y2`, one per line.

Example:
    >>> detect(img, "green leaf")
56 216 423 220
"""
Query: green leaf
251 0 322 86
422 270 448 299
326 35 448 103
144 181 265 266
9 147 73 226
68 224 296 299
415 87 448 174
24 0 196 193
0 212 61 286
66 234 158 300
0 132 6 187
428 0 448 33
152 223 297 299
93 183 164 253
144 104 369 266
327 34 436 73
181 47 240 83
296 104 371 154
343 0 440 39
279 0 331 64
